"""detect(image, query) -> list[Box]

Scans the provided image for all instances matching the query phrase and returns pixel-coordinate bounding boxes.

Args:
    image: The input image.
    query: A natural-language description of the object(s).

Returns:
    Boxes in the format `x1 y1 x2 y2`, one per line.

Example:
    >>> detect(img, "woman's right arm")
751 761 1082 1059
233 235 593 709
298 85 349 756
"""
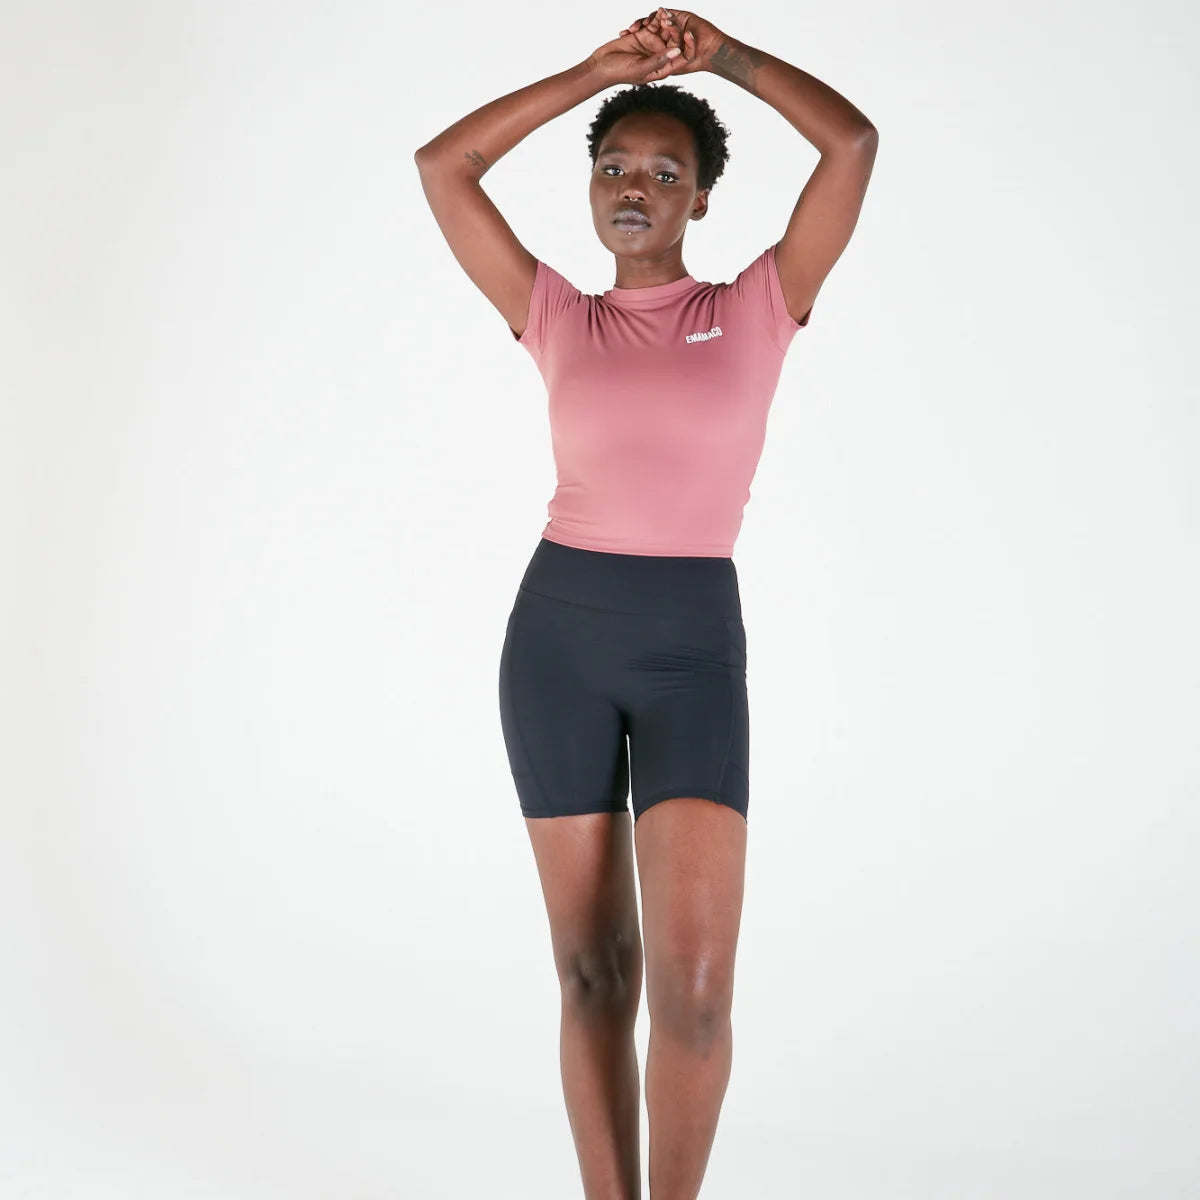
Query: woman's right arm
414 60 602 338
414 25 685 339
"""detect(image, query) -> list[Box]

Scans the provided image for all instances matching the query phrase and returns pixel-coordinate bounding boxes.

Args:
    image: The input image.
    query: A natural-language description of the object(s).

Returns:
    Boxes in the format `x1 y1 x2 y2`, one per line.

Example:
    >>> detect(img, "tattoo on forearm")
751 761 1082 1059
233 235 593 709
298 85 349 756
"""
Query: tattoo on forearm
464 149 487 170
710 40 767 92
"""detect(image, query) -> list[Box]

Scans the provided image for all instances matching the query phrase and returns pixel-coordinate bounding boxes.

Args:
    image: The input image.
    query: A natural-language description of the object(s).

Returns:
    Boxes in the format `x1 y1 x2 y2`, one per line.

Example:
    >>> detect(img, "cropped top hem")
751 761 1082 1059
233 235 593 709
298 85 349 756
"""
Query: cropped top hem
540 529 734 559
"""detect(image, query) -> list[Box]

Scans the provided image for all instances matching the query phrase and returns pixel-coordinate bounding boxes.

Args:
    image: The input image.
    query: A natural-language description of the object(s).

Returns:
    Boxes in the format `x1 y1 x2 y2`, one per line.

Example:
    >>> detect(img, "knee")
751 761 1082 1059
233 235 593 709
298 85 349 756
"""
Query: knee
559 938 643 1013
649 967 734 1048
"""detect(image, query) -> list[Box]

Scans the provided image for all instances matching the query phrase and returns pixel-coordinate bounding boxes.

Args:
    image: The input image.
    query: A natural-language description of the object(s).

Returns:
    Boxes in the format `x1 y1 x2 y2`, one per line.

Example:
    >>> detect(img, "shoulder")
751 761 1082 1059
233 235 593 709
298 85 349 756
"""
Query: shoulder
715 245 809 349
512 259 590 355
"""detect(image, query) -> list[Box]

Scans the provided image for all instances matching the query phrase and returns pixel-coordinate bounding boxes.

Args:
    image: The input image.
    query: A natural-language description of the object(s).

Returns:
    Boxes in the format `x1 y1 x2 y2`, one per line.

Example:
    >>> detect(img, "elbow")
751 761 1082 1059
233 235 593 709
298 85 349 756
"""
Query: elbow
853 123 879 149
414 142 445 172
823 124 878 158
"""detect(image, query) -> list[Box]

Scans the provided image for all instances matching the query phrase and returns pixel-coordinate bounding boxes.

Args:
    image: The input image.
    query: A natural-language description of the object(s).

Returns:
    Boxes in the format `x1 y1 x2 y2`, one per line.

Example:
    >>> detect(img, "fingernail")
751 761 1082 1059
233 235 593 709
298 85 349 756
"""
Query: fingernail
667 46 680 56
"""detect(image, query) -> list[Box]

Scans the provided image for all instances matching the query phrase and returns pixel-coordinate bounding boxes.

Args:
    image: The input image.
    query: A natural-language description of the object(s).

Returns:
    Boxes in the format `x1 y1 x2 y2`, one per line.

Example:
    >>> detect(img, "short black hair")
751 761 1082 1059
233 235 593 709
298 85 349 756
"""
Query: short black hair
586 82 731 192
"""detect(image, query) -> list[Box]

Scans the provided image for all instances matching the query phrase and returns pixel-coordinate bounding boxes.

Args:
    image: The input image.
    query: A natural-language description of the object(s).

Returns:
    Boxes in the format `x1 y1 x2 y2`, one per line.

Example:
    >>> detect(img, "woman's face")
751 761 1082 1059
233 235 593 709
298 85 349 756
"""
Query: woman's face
589 111 708 258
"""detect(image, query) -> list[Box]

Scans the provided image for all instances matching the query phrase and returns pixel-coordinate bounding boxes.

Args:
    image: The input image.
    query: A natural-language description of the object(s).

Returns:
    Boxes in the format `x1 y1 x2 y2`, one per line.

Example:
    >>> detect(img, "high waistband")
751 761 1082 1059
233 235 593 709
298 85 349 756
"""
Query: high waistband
518 535 742 619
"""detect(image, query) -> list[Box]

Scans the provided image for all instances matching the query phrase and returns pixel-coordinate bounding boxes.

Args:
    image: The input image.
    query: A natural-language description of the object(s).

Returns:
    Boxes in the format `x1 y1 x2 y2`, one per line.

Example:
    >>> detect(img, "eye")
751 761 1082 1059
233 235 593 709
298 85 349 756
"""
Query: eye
599 165 678 183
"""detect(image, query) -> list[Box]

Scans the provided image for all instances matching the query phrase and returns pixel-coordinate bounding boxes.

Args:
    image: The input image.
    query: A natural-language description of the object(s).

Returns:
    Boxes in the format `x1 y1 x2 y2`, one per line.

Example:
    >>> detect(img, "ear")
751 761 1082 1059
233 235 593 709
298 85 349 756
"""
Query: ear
691 187 710 220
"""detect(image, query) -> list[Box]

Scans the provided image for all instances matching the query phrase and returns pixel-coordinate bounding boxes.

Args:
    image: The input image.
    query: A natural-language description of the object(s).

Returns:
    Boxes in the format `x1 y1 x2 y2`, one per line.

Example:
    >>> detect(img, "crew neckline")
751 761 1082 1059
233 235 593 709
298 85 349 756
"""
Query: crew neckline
602 273 699 306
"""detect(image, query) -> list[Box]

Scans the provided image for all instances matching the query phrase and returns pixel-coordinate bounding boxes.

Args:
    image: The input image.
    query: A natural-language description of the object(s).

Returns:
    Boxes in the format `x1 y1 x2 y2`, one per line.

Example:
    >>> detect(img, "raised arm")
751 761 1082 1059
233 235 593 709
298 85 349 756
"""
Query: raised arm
414 29 687 338
624 9 878 327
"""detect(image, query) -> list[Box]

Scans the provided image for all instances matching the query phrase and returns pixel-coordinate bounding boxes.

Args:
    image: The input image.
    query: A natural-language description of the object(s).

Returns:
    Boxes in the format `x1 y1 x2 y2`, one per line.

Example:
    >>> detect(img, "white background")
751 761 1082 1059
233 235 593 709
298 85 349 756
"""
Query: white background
4 1 1198 1197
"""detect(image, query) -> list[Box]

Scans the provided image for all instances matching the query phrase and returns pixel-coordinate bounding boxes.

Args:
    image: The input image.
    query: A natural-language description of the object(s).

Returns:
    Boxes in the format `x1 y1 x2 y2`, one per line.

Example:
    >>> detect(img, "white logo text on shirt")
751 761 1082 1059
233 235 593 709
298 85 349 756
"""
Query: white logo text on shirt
684 325 723 344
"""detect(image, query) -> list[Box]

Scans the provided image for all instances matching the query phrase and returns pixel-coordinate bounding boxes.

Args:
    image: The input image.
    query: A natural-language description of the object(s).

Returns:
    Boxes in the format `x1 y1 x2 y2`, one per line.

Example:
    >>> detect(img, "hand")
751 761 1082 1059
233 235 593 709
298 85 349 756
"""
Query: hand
616 8 723 76
587 22 688 86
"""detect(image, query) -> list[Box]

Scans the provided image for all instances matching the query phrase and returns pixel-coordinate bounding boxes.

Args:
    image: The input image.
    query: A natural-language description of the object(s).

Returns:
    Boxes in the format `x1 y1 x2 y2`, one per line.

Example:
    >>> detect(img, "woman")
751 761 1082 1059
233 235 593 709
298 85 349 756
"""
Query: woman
415 10 876 1197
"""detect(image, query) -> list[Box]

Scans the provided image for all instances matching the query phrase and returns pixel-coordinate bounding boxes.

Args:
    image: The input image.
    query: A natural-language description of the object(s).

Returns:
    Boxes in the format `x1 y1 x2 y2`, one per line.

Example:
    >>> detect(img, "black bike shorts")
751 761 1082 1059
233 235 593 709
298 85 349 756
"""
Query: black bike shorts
498 536 749 824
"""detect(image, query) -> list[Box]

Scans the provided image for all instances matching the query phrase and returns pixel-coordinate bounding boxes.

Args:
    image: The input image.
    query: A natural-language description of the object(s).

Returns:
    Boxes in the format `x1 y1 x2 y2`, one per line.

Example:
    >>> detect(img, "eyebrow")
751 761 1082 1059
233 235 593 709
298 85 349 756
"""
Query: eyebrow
598 146 689 169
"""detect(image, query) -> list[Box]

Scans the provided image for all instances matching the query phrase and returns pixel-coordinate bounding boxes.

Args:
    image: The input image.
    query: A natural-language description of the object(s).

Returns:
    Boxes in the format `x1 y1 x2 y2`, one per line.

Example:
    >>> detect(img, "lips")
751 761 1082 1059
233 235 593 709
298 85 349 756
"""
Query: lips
613 209 650 228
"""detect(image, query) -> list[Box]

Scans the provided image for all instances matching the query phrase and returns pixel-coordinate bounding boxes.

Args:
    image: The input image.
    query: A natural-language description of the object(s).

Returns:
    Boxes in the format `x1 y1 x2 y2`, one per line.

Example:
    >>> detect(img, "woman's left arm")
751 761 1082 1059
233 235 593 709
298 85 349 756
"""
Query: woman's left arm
624 9 879 324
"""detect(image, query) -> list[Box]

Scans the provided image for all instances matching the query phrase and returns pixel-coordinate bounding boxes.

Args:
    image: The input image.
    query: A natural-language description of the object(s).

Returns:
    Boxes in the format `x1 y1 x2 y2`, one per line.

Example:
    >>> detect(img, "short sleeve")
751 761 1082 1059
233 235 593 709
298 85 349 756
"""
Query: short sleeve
512 259 585 361
728 242 811 353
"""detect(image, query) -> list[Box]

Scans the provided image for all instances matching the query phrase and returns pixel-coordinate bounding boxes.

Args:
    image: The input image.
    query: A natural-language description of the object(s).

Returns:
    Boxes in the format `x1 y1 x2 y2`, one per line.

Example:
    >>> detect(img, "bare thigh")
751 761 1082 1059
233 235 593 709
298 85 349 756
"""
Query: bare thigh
633 796 747 1030
525 812 643 997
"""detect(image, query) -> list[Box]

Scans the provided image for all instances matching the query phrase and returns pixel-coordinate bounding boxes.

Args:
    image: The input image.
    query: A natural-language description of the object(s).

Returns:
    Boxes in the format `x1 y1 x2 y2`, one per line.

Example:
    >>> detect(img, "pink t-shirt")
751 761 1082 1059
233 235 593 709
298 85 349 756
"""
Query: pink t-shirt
513 242 810 557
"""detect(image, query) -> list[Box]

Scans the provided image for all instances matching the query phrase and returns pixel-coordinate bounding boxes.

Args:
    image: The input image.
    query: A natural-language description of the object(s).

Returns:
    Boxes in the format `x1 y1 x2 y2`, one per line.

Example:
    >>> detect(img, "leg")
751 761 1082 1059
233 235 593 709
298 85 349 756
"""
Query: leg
526 811 645 1200
634 796 747 1200
501 583 647 1195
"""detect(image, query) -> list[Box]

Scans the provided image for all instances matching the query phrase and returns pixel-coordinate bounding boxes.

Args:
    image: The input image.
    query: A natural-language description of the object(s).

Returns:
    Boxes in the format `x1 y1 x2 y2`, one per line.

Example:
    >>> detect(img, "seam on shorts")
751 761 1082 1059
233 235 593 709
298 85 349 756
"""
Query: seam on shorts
635 789 745 824
523 802 628 819
518 584 643 617
639 785 724 807
505 613 553 815
518 583 737 621
714 620 737 799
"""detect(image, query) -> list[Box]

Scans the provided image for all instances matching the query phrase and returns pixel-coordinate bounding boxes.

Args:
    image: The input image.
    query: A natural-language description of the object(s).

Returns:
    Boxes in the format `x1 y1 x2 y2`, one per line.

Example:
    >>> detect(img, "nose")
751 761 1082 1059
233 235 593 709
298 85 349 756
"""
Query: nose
621 175 649 201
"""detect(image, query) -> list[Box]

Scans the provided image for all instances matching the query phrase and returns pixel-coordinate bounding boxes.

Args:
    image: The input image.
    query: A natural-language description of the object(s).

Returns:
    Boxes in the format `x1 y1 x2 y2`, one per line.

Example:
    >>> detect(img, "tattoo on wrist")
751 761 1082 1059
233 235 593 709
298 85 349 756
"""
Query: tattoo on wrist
464 149 487 170
710 40 767 92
